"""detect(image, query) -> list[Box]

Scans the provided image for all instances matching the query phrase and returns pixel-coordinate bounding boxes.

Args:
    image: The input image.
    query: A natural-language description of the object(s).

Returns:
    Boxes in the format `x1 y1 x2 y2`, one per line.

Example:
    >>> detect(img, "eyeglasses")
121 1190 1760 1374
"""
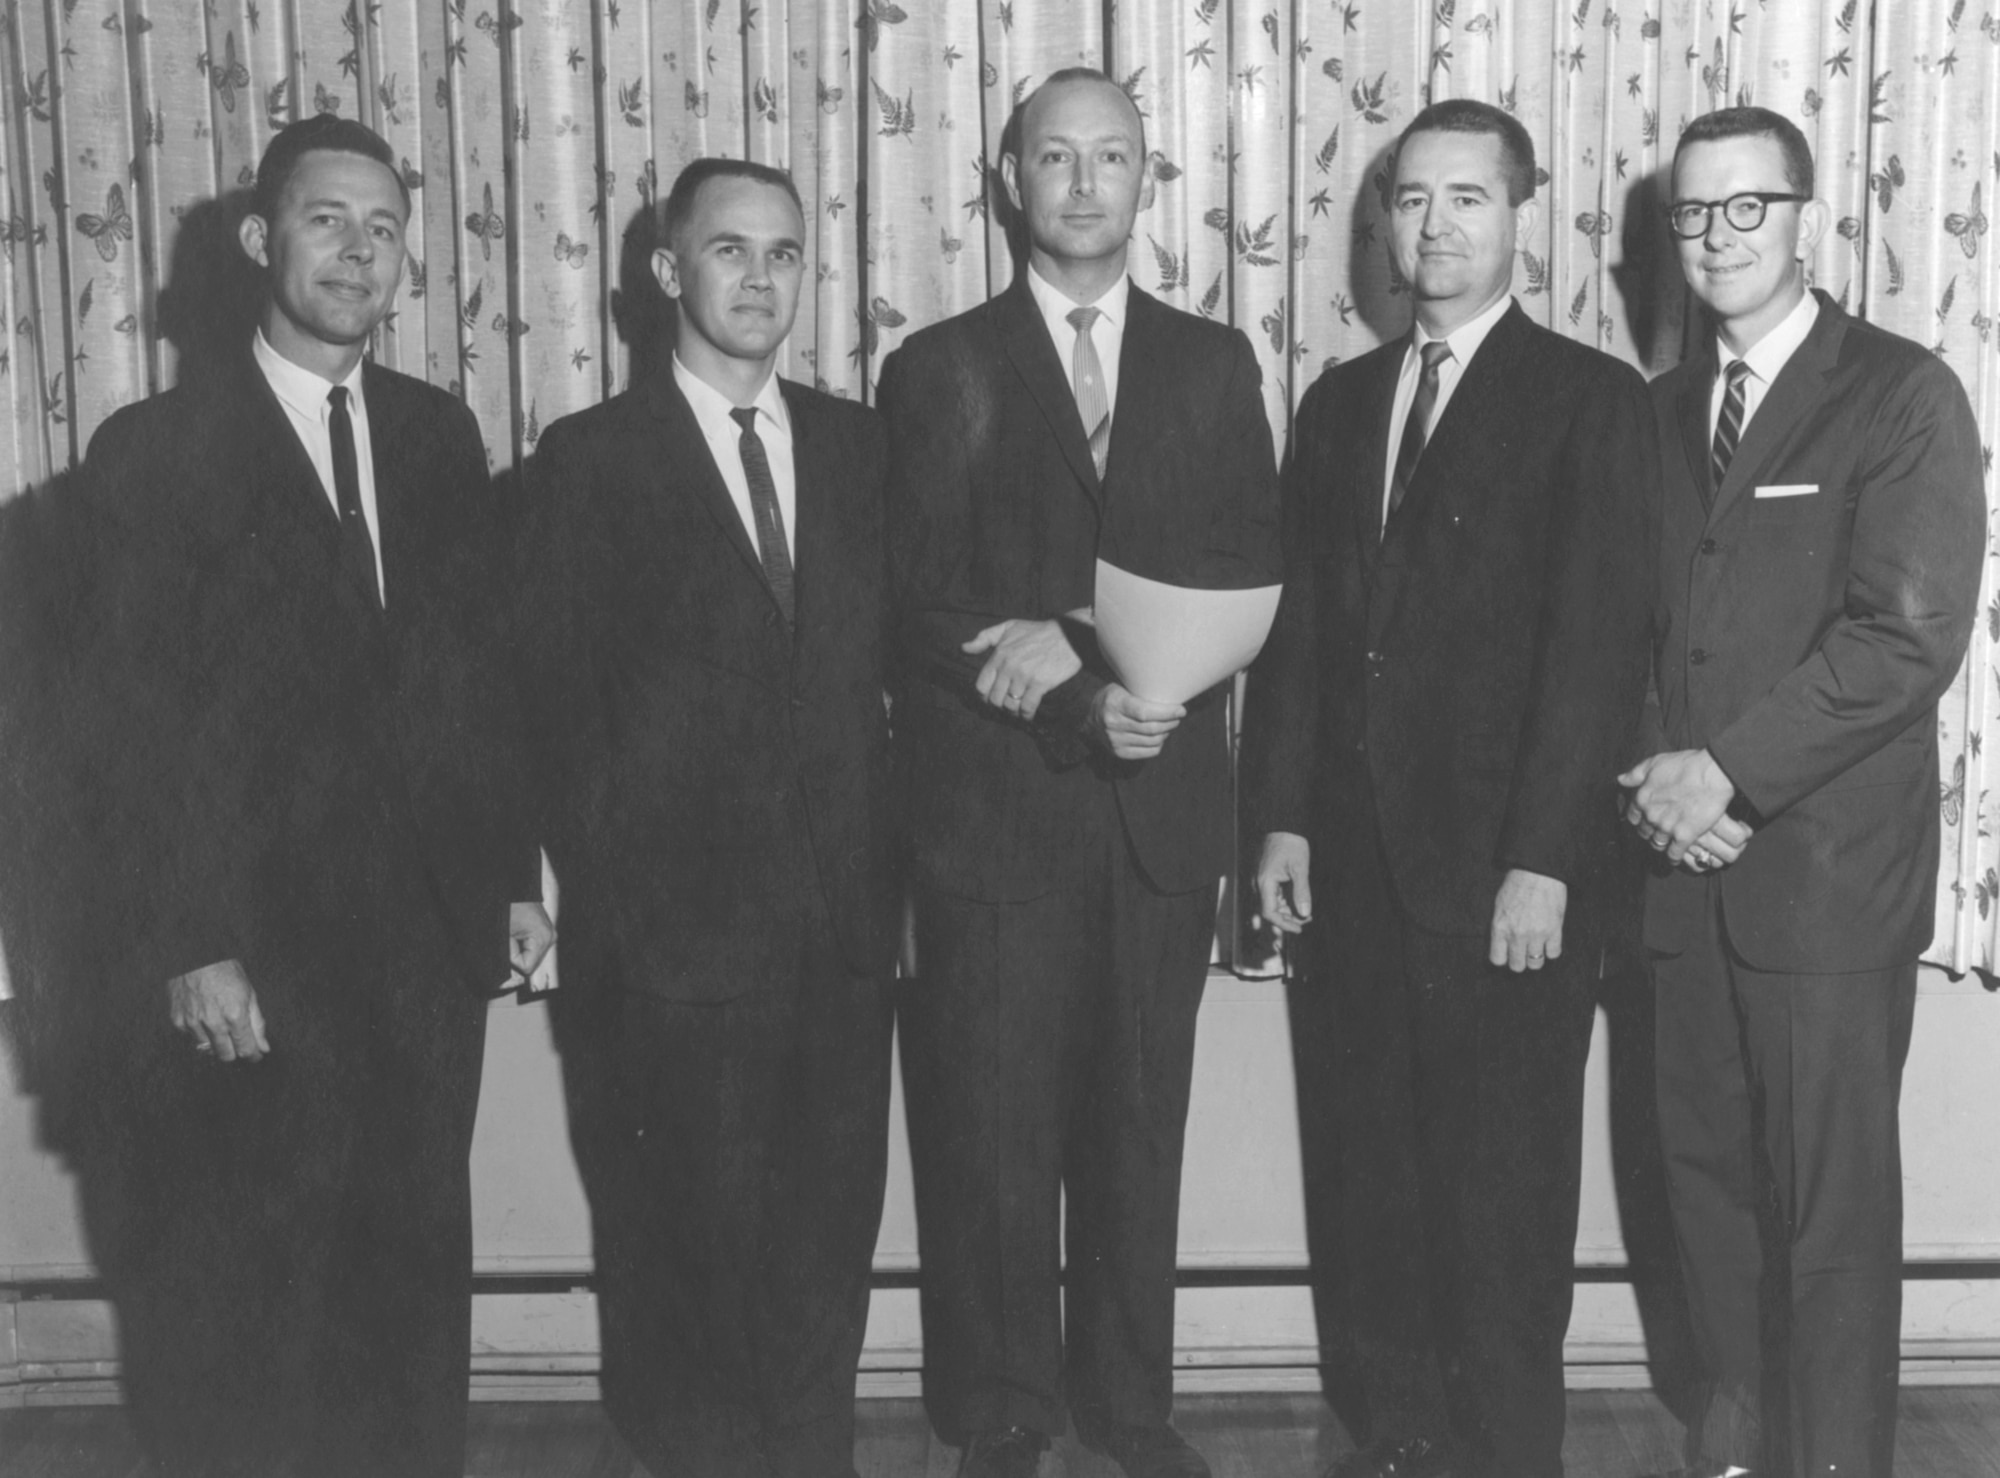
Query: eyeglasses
1667 191 1810 239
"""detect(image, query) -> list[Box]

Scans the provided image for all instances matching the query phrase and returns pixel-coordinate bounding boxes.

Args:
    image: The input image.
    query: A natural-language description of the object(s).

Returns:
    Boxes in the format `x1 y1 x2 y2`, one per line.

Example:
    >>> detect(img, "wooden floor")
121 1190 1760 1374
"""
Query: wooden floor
4 1389 2000 1477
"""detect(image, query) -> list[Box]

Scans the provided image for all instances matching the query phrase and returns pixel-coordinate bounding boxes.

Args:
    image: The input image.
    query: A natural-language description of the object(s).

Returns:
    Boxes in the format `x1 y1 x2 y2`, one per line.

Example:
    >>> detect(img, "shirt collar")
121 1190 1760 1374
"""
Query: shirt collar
672 354 790 436
1411 291 1513 369
1026 263 1130 335
1716 289 1819 386
253 327 364 420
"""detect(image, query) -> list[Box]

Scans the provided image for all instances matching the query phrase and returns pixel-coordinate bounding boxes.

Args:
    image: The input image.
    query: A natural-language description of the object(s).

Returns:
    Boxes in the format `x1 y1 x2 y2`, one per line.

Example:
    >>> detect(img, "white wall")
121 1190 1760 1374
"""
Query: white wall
5 967 1999 1404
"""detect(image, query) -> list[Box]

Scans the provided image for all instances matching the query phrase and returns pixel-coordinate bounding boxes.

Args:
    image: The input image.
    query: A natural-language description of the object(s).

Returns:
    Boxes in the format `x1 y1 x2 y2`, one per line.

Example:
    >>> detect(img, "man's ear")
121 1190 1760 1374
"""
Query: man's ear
1797 198 1832 261
238 212 270 269
651 245 680 301
1000 152 1023 215
1513 196 1541 248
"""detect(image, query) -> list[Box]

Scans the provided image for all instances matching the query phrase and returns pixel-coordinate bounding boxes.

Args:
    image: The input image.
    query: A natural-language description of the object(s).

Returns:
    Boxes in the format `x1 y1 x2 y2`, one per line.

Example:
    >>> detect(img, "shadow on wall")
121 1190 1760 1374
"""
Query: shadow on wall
1610 164 1696 376
157 190 265 387
1348 139 1409 347
0 191 263 1156
611 198 678 387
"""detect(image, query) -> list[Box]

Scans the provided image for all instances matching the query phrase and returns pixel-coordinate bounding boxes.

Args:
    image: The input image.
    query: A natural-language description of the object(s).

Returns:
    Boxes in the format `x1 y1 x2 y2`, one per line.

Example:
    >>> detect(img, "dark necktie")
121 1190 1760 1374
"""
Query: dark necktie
327 386 381 607
1389 340 1453 525
730 406 794 626
1066 305 1111 478
1711 359 1753 491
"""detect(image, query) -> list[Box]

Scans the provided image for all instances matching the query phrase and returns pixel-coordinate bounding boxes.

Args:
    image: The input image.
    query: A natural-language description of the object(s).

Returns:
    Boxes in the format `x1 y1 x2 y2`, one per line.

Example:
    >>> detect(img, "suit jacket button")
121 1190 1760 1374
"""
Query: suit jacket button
1689 648 1709 665
1699 537 1718 555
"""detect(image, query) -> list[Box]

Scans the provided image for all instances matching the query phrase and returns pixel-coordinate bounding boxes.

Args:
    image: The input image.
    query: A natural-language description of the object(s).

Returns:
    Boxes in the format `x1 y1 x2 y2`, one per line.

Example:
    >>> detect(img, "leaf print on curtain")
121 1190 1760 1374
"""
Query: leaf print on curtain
0 0 1993 972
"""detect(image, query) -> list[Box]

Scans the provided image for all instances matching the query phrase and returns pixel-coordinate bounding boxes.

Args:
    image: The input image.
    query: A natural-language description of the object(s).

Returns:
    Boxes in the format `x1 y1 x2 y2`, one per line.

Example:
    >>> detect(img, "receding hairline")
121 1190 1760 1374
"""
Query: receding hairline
1013 75 1147 157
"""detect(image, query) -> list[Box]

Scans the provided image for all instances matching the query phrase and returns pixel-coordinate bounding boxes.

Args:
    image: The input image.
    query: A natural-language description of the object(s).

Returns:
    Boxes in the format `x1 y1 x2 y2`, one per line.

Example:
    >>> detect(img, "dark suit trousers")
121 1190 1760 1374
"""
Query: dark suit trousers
85 879 487 1478
900 810 1215 1445
1653 886 1916 1478
1314 803 1597 1478
593 914 894 1478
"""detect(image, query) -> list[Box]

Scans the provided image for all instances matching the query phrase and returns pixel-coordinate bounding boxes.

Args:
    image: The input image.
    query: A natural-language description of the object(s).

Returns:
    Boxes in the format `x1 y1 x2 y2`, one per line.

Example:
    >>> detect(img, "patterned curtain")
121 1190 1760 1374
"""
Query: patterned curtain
1 0 1995 971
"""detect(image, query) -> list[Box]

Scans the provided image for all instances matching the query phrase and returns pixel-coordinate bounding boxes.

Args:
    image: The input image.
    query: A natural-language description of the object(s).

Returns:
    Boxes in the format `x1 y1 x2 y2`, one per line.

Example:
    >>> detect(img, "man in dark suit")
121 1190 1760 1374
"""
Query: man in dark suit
1621 107 1984 1478
879 68 1280 1478
77 115 552 1478
1240 99 1656 1478
518 159 898 1478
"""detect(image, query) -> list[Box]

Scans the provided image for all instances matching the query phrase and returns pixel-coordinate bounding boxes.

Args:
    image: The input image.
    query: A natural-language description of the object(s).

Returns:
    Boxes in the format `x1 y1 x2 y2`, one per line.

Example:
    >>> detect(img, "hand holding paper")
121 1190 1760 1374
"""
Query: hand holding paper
1088 684 1185 760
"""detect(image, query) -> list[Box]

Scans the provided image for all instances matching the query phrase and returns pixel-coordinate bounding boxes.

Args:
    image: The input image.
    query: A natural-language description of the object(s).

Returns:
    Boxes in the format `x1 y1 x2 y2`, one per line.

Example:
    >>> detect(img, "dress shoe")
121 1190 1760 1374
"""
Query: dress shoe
956 1425 1050 1478
1085 1420 1213 1478
1323 1435 1456 1478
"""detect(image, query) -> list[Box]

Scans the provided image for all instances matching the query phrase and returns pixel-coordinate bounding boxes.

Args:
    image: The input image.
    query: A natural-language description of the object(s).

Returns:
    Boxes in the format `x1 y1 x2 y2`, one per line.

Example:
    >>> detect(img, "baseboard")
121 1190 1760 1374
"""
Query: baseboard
11 1352 2000 1410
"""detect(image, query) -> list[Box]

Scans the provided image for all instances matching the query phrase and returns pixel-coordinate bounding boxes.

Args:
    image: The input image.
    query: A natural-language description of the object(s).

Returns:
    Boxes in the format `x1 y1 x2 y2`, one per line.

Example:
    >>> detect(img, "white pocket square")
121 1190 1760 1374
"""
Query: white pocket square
1754 483 1819 498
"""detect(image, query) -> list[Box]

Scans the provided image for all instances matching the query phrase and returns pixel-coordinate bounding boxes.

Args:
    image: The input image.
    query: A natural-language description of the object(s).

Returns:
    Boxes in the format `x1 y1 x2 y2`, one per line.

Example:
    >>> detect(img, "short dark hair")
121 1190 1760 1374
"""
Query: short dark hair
1396 98 1537 207
1673 107 1815 197
252 114 408 222
659 158 805 254
1007 67 1150 168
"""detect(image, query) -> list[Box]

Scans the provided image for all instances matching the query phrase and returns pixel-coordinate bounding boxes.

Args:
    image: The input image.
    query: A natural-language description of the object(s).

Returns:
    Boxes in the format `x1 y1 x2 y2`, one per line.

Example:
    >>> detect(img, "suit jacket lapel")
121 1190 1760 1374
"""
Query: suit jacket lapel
1675 343 1717 513
364 363 417 624
208 355 385 638
1352 342 1402 577
779 379 819 651
1396 304 1530 519
1711 293 1847 519
643 370 777 610
1368 306 1528 648
995 276 1102 509
1106 286 1166 494
212 356 340 549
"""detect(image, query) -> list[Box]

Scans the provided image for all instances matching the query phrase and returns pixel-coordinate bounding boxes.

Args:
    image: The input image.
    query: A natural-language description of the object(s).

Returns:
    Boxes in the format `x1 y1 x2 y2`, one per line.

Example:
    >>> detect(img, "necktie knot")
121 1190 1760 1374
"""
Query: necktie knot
730 406 758 435
1419 340 1453 372
327 385 349 415
1066 306 1101 335
1723 359 1751 389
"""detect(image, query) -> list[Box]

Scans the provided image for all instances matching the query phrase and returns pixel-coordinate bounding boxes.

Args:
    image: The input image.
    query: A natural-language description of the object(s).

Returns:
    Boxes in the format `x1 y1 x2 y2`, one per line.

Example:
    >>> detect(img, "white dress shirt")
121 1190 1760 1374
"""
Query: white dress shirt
1025 264 1130 422
253 329 384 600
673 355 796 561
1707 290 1819 440
1382 291 1516 520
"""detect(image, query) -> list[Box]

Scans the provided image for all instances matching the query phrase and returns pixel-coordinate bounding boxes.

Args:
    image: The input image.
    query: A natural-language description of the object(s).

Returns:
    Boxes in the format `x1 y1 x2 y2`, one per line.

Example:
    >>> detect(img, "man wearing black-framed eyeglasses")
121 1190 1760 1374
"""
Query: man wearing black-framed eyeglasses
1665 190 1811 239
1621 107 1983 1478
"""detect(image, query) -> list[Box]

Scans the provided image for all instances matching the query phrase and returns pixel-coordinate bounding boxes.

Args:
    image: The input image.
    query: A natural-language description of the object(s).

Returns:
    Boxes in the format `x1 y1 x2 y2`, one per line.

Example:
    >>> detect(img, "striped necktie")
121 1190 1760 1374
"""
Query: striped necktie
1710 359 1753 490
1067 305 1110 478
